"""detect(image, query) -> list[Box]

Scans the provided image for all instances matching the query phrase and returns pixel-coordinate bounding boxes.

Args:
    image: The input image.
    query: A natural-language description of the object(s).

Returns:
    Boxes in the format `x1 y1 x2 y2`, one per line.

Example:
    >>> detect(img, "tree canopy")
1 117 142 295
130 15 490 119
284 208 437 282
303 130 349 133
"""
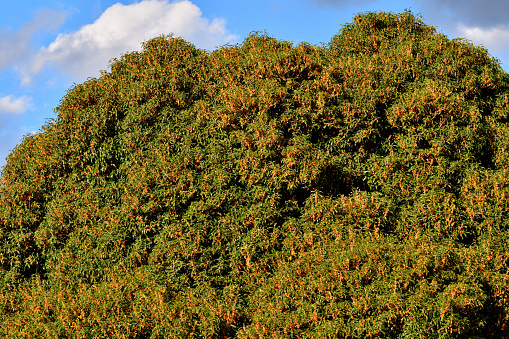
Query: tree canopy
1 10 509 338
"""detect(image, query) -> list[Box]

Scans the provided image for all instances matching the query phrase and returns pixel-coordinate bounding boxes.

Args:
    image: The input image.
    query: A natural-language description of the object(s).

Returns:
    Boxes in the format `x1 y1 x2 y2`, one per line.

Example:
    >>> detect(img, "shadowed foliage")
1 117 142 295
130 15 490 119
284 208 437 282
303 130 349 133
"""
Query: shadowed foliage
1 10 509 338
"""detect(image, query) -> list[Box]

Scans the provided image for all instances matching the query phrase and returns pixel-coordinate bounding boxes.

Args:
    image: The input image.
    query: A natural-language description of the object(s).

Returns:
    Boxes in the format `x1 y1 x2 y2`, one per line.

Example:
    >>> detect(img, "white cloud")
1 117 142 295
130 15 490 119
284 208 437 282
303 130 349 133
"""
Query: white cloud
28 0 238 82
456 24 509 54
0 95 31 115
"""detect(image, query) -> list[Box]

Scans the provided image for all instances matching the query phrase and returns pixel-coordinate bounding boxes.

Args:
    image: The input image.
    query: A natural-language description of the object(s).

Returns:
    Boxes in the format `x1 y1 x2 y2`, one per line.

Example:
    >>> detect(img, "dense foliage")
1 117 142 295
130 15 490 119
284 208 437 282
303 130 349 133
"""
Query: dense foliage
1 10 509 338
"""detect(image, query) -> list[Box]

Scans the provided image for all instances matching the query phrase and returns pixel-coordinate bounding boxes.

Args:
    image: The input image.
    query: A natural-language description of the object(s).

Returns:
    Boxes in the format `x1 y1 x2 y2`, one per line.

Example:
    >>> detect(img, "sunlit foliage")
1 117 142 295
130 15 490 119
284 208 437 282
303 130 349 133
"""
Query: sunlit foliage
1 10 509 338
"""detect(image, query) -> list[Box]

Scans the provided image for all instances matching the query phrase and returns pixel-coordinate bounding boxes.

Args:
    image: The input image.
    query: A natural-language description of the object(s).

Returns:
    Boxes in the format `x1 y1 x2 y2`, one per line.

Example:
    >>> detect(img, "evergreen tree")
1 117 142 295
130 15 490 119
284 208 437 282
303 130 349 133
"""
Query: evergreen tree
1 10 508 338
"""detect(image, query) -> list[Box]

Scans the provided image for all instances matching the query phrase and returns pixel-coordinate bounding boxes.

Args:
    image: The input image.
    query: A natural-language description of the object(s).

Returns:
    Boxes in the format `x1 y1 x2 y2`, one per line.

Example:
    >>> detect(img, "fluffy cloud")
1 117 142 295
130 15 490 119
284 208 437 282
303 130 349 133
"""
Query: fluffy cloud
28 0 238 82
0 95 31 115
0 94 30 168
456 24 509 54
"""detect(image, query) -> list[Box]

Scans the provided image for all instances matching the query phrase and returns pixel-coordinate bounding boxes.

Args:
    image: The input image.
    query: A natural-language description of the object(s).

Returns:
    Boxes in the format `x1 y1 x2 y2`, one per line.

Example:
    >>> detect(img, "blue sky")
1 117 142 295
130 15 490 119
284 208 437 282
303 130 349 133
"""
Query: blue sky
1 0 508 171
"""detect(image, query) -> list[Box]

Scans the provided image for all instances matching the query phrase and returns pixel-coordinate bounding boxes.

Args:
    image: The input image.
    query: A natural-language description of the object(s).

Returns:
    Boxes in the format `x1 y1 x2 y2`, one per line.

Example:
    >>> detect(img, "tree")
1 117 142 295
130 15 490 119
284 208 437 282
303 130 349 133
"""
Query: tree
1 10 508 338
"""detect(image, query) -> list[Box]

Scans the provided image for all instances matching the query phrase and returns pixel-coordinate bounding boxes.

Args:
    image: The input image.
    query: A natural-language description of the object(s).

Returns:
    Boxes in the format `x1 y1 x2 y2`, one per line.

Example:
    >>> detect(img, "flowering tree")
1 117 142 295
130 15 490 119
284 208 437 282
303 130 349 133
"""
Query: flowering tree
1 10 508 338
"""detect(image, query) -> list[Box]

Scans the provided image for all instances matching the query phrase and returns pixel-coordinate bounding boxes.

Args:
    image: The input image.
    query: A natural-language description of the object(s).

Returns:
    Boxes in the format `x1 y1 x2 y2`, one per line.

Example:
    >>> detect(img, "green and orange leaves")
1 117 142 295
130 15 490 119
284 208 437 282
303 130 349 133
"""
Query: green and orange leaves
387 79 475 129
0 11 509 338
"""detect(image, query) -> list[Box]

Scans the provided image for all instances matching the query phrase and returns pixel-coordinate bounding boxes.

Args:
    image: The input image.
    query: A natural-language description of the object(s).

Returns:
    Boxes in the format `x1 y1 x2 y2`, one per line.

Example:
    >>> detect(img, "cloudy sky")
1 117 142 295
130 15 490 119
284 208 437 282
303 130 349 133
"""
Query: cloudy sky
1 0 508 170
